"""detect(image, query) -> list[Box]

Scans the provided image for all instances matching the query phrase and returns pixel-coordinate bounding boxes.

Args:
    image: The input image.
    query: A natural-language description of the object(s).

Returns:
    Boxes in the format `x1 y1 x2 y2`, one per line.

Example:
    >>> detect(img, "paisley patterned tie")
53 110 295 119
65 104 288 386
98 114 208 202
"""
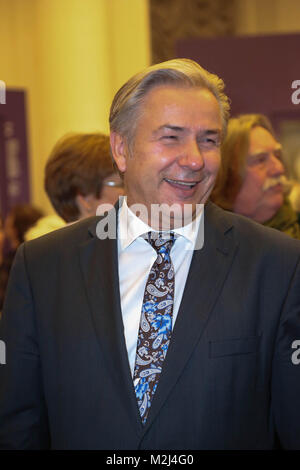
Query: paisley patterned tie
133 231 176 424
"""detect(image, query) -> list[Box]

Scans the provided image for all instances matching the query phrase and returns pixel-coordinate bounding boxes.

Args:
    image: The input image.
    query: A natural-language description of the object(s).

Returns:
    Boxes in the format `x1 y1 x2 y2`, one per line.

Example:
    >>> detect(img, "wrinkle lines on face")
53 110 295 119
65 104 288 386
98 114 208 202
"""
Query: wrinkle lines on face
113 85 222 229
234 126 285 223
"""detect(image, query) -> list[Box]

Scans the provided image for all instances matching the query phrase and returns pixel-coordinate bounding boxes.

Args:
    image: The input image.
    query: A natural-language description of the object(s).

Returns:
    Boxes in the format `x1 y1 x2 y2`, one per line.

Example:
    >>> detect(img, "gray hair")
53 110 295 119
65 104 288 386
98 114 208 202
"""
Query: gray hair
109 58 230 150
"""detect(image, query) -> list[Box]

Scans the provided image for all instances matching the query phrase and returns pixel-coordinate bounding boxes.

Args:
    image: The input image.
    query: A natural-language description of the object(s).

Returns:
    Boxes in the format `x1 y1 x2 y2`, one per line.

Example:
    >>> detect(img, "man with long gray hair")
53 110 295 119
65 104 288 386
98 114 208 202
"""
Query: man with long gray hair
211 113 300 239
0 59 300 450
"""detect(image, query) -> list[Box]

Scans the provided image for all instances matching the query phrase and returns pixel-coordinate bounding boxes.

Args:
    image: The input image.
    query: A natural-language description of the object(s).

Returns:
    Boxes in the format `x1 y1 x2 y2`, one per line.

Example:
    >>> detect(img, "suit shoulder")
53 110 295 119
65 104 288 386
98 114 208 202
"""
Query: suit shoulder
208 202 300 256
23 216 100 258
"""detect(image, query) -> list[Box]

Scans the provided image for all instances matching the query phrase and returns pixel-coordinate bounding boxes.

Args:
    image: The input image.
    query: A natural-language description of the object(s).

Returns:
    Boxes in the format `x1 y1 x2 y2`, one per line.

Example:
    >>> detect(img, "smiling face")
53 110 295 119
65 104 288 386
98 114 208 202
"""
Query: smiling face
233 126 285 223
111 85 222 229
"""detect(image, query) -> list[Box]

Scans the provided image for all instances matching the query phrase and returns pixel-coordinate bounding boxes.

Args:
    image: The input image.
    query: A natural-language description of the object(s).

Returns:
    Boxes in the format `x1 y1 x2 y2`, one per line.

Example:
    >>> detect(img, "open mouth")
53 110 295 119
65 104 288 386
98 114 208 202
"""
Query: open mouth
164 177 199 189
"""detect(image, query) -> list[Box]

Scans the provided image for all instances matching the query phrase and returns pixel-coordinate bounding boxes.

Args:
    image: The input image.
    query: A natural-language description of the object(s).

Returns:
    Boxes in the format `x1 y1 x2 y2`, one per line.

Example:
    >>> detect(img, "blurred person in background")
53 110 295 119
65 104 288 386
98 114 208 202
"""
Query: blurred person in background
0 215 5 313
0 215 4 266
0 204 44 312
25 215 66 241
4 204 44 251
211 114 300 239
289 180 300 214
44 132 124 223
288 151 300 215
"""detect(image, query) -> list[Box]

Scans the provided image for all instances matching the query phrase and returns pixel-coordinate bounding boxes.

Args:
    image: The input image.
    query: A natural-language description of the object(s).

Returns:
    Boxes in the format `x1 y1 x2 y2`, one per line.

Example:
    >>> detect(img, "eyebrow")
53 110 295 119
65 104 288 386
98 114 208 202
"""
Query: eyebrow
153 125 185 135
249 146 282 157
201 129 222 136
153 125 221 136
247 146 283 162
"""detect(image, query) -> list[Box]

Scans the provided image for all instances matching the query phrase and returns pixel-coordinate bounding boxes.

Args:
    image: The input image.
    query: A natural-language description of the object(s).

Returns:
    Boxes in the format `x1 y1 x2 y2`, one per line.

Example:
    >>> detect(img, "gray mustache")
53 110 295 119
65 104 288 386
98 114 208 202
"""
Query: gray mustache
262 175 291 192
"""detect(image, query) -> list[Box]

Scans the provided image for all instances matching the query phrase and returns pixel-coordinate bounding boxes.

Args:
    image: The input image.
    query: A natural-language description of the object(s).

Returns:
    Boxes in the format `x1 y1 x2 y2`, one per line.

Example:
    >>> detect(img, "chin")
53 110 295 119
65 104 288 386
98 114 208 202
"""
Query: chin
263 202 283 222
149 202 195 229
272 194 284 211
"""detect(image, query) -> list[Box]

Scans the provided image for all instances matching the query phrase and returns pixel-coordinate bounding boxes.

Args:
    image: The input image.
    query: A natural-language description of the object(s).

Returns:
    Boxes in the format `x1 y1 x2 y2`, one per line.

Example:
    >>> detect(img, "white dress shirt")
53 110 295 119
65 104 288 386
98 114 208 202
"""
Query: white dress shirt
117 197 203 376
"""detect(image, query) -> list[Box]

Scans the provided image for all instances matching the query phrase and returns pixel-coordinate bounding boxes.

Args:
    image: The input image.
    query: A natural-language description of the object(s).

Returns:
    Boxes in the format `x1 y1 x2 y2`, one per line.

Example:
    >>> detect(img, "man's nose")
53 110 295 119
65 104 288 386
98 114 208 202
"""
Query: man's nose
177 139 204 170
269 153 285 176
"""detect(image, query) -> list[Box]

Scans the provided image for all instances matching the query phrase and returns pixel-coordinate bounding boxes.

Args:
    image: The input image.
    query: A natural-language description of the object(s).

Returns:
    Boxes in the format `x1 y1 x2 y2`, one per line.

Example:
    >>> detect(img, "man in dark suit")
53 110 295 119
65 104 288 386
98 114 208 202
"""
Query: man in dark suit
0 59 300 450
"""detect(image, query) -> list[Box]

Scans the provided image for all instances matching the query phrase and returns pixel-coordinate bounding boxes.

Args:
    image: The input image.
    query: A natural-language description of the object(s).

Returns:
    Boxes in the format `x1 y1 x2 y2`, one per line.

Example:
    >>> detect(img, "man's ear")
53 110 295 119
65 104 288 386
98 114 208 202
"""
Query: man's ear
110 132 127 174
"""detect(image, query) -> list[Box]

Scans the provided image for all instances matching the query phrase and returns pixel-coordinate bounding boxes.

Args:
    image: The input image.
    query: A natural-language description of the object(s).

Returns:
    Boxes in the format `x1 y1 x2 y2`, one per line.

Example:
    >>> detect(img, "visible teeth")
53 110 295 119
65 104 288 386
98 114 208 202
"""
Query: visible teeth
165 178 197 188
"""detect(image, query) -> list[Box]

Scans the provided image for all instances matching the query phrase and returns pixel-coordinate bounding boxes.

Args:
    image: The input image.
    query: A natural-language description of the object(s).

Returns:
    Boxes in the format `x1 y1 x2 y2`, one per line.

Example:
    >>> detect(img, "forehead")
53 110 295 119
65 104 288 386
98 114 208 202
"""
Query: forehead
139 85 222 130
249 126 280 152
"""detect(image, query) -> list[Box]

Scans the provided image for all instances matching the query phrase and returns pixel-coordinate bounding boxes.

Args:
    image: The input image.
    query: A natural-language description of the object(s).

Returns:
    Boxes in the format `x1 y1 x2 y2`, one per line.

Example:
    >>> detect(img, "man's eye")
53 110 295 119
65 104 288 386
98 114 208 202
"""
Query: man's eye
257 155 268 163
198 137 218 146
249 155 267 165
161 135 178 141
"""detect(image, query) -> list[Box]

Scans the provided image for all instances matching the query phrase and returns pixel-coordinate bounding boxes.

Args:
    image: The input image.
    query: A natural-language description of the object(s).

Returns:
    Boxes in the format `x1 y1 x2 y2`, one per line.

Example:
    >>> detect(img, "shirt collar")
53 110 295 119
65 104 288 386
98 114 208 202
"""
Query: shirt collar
118 196 203 251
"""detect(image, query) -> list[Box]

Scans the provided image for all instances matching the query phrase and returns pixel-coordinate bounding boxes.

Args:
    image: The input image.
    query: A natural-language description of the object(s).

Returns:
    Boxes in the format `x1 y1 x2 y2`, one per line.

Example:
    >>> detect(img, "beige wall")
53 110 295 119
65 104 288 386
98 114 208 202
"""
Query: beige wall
0 0 150 214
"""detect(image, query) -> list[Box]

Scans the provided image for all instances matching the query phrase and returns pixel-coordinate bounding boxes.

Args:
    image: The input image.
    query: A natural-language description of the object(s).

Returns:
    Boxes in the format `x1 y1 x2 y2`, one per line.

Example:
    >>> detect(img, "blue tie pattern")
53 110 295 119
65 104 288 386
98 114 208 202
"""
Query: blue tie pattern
133 232 176 424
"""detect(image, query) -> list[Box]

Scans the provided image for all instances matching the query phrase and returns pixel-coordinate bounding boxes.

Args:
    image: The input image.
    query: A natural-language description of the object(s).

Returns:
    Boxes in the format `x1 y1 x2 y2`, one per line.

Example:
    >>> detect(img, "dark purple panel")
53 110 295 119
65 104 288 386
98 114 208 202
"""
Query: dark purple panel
0 90 30 218
177 34 300 119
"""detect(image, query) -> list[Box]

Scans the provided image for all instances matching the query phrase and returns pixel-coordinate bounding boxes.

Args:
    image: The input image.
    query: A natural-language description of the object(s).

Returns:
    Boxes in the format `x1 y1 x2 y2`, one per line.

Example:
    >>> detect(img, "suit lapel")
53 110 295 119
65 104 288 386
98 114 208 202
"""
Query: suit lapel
142 202 239 434
78 211 143 433
78 202 239 436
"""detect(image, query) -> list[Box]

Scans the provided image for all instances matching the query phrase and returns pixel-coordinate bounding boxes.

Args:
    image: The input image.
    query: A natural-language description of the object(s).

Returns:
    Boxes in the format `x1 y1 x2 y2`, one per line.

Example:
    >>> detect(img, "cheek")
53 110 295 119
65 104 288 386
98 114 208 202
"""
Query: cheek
127 147 168 179
246 169 266 191
144 141 179 170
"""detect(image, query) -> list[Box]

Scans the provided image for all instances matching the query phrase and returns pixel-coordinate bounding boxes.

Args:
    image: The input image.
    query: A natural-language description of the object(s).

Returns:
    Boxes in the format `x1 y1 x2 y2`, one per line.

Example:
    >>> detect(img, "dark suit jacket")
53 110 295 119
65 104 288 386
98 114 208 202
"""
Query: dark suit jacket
0 202 300 449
